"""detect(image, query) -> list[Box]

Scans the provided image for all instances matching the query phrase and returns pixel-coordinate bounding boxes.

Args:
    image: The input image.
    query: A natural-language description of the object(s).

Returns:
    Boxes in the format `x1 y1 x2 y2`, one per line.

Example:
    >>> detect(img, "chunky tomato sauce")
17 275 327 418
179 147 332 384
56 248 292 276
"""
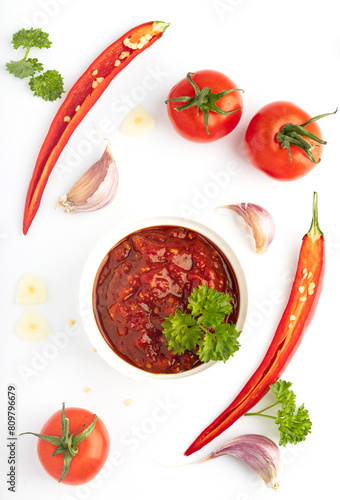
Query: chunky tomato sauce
93 226 239 374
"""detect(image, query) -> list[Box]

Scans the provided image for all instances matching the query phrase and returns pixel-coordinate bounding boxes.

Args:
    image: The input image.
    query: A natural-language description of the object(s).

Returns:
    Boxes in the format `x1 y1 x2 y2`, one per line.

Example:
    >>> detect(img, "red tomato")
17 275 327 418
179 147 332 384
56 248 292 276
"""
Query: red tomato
244 101 324 181
166 70 243 143
37 406 110 485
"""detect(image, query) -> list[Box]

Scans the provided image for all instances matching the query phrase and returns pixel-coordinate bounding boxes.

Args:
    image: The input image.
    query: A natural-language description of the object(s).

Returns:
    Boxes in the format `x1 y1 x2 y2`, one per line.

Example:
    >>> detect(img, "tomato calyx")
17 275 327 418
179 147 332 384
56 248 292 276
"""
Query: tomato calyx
276 108 337 164
165 72 243 135
20 403 97 483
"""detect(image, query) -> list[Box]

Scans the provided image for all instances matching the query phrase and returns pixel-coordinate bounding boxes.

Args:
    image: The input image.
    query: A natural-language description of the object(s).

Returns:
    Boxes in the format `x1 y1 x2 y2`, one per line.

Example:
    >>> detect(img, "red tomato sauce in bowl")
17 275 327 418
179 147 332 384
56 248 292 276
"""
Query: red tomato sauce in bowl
93 226 239 374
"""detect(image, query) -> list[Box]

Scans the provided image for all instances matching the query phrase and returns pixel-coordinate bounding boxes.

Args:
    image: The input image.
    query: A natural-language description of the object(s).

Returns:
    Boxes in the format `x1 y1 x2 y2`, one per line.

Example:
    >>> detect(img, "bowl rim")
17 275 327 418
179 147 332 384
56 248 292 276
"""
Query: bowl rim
79 215 248 383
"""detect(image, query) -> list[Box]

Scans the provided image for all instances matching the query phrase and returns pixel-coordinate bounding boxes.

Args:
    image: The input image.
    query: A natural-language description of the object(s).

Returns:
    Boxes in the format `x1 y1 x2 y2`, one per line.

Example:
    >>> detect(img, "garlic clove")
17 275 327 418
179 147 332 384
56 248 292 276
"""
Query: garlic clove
56 143 118 213
218 203 275 254
192 434 281 489
15 307 51 341
120 104 155 137
16 273 48 305
210 434 281 488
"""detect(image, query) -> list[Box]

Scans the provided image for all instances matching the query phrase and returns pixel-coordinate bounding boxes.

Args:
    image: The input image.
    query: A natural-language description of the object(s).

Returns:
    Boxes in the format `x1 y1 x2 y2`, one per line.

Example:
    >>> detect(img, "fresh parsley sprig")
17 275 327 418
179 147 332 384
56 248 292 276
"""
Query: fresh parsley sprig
245 380 312 446
162 285 241 363
6 28 64 101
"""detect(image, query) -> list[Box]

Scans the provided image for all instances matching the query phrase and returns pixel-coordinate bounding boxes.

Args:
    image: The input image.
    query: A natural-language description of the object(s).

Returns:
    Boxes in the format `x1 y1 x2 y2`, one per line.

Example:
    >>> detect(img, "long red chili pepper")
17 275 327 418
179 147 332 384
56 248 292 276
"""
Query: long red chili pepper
23 21 170 235
185 192 325 456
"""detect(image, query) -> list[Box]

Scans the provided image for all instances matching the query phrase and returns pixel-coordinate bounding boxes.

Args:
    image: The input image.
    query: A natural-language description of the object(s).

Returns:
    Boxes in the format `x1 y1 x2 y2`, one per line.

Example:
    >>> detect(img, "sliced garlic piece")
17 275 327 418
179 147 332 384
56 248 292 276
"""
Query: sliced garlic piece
16 273 48 305
120 104 155 137
15 307 50 341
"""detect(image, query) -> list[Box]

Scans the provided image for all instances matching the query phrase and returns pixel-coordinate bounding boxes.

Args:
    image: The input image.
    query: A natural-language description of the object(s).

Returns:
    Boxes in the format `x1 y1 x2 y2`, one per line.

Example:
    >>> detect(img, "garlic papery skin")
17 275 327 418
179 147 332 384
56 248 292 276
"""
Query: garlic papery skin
192 434 281 489
218 203 275 254
57 143 118 213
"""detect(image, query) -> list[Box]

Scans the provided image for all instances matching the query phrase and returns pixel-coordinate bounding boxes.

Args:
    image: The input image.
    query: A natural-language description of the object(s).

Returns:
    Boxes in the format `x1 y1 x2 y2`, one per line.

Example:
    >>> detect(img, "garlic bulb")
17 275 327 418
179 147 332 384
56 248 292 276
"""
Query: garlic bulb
218 203 275 254
190 434 281 489
57 143 118 213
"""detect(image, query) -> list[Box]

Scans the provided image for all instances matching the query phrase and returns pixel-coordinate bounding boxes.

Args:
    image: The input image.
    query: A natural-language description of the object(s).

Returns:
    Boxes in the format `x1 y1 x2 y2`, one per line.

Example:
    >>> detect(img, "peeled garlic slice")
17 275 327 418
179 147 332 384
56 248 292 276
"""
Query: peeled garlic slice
16 273 48 305
15 307 50 341
120 104 155 137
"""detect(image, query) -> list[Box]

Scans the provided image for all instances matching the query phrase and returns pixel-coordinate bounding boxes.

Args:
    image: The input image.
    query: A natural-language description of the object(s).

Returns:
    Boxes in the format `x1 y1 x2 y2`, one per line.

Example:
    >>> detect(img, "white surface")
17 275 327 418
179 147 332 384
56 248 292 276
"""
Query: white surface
0 0 339 498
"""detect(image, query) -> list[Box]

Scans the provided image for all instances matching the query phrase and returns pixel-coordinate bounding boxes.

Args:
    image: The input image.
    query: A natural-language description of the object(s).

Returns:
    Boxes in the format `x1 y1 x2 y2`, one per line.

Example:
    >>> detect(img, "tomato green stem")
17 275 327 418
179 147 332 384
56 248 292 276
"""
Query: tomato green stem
165 72 243 135
276 108 337 163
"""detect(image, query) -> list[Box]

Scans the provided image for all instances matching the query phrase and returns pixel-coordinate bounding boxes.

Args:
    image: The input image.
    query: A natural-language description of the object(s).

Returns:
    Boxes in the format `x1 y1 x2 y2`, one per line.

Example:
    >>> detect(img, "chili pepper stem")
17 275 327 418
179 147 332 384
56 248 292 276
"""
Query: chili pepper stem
307 192 323 242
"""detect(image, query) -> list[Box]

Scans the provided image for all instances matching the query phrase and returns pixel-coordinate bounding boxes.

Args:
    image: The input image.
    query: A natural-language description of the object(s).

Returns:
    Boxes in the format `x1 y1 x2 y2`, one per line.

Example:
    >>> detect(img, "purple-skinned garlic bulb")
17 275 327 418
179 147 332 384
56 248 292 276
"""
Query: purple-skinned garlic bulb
218 203 275 254
57 143 118 213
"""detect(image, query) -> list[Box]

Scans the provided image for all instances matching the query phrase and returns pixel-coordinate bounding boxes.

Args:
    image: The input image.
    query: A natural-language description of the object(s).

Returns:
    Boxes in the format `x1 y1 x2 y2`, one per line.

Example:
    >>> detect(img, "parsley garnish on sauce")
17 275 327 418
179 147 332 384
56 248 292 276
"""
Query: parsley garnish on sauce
162 285 241 363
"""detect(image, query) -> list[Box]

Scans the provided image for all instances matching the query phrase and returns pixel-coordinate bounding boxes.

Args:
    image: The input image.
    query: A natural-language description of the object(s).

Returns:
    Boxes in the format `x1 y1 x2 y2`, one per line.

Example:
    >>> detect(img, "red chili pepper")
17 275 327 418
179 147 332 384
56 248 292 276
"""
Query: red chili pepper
185 192 325 456
23 21 170 235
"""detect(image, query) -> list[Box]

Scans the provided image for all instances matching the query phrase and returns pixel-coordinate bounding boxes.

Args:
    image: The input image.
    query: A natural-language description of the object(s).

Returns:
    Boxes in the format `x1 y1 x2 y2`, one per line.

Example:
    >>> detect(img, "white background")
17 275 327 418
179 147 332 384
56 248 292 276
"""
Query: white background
1 0 339 498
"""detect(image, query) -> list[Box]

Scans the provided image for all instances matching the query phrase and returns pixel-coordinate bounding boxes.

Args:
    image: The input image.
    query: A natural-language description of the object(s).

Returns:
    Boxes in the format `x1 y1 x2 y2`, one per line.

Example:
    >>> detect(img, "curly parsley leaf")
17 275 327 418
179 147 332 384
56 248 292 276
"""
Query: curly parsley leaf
276 403 312 446
29 70 64 101
245 379 312 446
188 284 233 328
6 59 36 79
162 310 201 355
198 323 240 363
162 285 240 363
6 57 44 79
11 28 52 50
270 379 296 409
27 58 44 73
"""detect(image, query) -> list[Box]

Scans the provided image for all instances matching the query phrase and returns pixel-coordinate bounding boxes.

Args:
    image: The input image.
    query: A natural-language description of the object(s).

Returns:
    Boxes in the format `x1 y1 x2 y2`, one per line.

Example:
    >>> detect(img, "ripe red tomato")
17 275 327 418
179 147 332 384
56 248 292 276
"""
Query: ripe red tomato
36 406 110 485
244 101 325 181
166 70 243 143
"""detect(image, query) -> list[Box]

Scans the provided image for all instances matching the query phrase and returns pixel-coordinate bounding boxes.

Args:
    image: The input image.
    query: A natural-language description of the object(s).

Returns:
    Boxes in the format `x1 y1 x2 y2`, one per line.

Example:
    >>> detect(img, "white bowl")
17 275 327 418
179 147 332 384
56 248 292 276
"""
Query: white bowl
79 216 248 383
